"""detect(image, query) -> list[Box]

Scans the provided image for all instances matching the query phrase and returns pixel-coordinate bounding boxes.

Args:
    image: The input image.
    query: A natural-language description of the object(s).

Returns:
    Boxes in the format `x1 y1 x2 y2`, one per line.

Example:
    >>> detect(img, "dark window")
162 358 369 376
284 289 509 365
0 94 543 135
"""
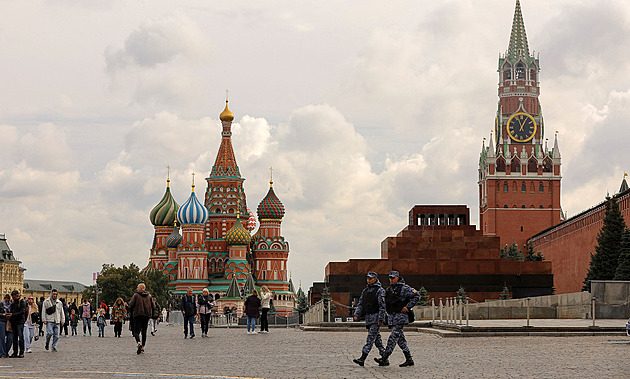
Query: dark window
504 205 508 208
504 69 512 80
516 63 525 79
521 226 524 232
539 205 543 209
539 183 544 193
522 205 526 209
521 183 526 192
504 183 508 192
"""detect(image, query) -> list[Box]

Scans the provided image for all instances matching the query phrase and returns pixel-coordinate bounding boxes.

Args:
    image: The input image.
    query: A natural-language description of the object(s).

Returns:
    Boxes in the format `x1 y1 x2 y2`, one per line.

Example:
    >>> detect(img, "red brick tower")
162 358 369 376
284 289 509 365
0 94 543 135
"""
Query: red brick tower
479 0 562 250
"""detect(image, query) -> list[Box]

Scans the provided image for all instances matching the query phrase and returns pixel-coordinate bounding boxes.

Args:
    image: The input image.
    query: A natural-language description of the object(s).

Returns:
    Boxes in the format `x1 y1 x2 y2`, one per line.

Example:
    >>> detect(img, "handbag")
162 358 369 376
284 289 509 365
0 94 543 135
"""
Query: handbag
46 303 57 315
30 311 40 325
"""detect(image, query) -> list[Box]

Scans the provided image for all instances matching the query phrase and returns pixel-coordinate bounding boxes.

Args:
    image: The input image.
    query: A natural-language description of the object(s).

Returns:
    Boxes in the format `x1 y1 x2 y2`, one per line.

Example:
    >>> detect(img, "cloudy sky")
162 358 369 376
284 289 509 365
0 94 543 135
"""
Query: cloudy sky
1 0 629 290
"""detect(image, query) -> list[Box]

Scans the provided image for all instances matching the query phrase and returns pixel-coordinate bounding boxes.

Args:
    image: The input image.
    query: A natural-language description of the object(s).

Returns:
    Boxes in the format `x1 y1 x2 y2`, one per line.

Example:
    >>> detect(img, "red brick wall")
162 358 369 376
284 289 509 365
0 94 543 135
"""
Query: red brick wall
529 190 630 293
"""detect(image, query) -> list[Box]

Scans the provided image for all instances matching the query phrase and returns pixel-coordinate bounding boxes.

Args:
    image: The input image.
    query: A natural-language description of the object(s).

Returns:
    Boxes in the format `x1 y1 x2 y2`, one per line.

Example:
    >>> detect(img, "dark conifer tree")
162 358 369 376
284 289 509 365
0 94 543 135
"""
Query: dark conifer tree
524 244 544 261
614 229 630 280
583 197 627 291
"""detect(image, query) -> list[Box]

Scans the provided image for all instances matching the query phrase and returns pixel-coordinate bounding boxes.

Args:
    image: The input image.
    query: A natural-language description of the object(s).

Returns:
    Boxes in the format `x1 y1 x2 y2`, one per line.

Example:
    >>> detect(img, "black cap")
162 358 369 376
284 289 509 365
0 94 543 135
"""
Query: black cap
366 271 378 278
388 270 400 278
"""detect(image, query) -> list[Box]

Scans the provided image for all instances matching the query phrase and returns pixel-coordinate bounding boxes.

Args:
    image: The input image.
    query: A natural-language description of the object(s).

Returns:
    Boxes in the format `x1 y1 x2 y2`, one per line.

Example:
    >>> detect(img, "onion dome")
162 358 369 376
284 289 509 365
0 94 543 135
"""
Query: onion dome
257 180 285 220
149 179 179 226
177 180 209 225
225 218 251 246
165 222 183 248
220 100 234 122
246 208 257 231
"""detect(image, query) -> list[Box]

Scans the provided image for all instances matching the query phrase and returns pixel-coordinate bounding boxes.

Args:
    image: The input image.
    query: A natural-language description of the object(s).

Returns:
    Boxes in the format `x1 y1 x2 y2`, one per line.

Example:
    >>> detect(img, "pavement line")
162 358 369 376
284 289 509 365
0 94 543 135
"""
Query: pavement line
60 371 262 379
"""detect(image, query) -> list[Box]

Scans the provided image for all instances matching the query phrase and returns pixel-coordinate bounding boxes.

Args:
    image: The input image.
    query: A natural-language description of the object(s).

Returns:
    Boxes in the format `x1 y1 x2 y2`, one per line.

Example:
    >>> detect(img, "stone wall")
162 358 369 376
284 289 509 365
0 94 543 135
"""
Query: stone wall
591 280 630 319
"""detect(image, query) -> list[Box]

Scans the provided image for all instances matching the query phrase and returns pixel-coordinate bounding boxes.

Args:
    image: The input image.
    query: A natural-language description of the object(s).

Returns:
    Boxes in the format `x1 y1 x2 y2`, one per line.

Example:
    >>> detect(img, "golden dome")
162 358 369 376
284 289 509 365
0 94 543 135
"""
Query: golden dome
220 100 234 122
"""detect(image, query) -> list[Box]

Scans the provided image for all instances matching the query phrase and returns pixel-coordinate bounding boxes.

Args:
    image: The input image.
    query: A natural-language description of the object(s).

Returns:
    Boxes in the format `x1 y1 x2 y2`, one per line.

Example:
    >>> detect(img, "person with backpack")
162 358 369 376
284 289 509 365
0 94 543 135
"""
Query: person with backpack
42 289 64 352
374 271 420 368
181 288 196 339
352 272 386 366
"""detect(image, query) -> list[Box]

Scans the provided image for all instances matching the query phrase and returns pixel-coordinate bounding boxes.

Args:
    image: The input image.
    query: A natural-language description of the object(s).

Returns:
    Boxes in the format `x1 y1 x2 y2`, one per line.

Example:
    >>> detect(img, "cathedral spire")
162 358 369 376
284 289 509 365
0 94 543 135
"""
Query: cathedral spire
507 0 530 61
211 99 241 178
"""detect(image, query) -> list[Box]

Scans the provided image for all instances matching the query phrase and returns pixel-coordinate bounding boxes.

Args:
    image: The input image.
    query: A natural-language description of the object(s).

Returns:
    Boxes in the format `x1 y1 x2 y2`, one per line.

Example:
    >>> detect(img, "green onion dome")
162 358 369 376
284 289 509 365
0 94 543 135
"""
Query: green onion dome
165 222 183 248
257 181 285 220
150 181 179 226
225 219 251 246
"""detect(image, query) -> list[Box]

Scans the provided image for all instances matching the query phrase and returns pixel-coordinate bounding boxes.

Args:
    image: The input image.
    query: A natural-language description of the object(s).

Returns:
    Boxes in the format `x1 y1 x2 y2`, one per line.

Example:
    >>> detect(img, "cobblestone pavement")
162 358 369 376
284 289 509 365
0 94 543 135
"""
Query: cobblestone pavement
3 324 628 378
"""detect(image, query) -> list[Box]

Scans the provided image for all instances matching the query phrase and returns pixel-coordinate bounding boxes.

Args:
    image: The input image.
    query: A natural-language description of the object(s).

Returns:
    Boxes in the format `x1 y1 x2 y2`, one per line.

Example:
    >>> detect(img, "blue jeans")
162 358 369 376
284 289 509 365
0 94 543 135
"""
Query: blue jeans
247 316 257 332
0 321 6 356
183 315 195 337
98 324 105 337
46 322 60 349
82 317 91 335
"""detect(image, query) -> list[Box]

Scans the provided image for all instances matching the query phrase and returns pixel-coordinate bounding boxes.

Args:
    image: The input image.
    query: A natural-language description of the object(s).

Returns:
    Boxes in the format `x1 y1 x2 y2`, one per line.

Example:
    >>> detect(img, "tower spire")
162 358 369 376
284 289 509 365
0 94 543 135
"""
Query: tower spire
507 0 530 61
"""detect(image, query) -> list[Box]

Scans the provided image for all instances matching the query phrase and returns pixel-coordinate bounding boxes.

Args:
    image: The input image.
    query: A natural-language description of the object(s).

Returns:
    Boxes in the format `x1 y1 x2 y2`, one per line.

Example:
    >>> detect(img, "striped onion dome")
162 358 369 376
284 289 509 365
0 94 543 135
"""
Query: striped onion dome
257 181 285 220
225 219 251 246
246 208 256 231
165 222 182 248
177 187 209 225
149 181 179 226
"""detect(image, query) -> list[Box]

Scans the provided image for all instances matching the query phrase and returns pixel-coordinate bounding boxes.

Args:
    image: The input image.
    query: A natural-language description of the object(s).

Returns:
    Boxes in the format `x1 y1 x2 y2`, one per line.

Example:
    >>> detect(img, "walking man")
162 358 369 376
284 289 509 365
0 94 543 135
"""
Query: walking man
8 290 27 357
128 283 155 355
181 287 196 339
352 271 386 366
375 271 419 367
42 289 64 352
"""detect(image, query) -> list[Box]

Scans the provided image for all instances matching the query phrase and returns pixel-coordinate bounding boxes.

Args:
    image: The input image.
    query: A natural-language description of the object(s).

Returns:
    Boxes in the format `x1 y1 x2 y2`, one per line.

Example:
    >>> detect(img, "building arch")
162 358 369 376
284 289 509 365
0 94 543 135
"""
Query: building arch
496 157 506 172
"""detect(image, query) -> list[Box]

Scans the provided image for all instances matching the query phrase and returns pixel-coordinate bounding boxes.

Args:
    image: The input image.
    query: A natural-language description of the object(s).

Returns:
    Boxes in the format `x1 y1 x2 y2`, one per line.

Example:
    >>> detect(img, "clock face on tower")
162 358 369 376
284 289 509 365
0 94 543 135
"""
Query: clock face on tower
507 112 537 142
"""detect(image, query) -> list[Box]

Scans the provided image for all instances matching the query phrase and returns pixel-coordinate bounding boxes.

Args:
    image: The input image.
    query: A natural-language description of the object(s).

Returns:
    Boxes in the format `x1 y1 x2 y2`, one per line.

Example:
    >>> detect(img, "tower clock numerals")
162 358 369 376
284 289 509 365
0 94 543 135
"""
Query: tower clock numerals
507 112 537 143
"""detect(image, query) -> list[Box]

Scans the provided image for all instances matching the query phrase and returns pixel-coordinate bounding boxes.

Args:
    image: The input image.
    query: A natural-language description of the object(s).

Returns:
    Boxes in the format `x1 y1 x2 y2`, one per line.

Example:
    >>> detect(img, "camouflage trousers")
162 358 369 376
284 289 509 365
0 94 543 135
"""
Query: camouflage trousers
383 324 409 356
362 323 385 355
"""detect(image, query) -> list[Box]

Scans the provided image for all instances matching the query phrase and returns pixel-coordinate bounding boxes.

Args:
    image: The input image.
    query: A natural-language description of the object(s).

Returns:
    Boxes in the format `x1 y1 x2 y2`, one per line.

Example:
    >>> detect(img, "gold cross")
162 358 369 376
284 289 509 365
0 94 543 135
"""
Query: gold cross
192 172 195 191
269 167 274 187
167 165 171 186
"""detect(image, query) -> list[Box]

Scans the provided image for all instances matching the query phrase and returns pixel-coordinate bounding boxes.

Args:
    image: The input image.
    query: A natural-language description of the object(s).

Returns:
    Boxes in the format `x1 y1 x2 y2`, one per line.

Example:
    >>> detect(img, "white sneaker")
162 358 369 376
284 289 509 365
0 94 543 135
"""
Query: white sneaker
26 349 32 353
247 331 251 335
251 331 257 334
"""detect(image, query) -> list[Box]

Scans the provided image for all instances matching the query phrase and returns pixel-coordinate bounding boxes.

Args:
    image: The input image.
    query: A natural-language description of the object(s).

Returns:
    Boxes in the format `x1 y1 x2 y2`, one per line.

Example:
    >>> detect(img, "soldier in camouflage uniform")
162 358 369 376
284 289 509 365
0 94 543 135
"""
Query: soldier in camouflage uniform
375 270 420 367
352 271 386 366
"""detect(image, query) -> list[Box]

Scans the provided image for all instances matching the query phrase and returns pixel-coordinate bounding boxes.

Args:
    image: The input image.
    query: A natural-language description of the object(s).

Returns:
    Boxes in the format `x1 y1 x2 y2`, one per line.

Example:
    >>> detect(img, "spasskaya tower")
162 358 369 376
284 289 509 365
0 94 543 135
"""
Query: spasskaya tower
479 0 562 249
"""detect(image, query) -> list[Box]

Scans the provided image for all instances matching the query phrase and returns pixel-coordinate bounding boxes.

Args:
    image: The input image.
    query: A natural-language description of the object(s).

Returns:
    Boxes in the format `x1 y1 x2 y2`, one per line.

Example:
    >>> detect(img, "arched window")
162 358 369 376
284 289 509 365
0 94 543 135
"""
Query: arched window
539 205 544 209
528 158 537 174
512 181 517 192
496 157 506 172
516 63 525 79
504 205 508 208
217 260 223 271
530 69 536 82
530 182 535 192
213 228 219 239
504 65 512 80
211 259 216 272
543 158 552 173
504 182 509 192
522 205 526 209
539 183 544 193
521 183 526 192
511 157 521 174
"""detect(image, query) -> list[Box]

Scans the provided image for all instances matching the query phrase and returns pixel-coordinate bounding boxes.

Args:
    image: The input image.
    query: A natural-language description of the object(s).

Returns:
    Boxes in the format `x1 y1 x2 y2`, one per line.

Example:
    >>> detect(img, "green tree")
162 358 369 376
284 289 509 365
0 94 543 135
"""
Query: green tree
295 287 309 314
418 287 430 306
614 229 630 280
499 285 510 300
524 244 544 261
456 286 467 303
83 263 170 306
501 243 524 261
583 197 627 291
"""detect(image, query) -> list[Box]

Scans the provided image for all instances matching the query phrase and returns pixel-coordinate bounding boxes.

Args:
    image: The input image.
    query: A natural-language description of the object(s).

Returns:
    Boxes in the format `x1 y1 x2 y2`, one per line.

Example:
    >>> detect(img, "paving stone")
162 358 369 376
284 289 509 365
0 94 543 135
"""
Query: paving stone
2 323 628 378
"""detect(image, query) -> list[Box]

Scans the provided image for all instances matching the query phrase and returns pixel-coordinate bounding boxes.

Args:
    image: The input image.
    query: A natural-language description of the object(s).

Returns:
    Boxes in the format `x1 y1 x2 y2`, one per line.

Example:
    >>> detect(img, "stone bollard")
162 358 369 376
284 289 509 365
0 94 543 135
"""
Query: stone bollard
592 297 596 327
431 298 435 322
526 297 531 327
439 298 443 323
465 297 470 327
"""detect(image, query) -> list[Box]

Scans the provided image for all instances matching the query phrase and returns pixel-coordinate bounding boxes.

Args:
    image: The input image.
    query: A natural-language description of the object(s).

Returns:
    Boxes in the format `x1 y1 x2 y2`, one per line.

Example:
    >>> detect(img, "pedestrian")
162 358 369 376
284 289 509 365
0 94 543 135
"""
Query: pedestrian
161 307 167 323
1 294 13 357
96 308 107 337
374 271 420 367
128 283 155 355
36 297 45 337
60 298 69 337
23 295 39 353
80 299 92 336
8 290 27 357
149 296 160 336
42 289 64 352
244 289 261 335
197 289 214 338
181 287 196 339
352 271 386 366
0 294 10 358
259 286 273 334
69 309 79 336
111 298 127 338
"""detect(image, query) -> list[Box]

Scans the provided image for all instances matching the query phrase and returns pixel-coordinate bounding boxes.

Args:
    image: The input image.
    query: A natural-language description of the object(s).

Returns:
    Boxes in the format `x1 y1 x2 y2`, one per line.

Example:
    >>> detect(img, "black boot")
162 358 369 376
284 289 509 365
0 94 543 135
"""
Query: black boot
399 351 414 367
353 352 368 366
374 354 390 366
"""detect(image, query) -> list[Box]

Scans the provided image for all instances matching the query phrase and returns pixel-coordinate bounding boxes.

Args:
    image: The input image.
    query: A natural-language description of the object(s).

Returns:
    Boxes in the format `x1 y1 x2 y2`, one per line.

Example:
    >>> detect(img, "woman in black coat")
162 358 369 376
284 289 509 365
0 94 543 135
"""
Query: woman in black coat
244 290 261 335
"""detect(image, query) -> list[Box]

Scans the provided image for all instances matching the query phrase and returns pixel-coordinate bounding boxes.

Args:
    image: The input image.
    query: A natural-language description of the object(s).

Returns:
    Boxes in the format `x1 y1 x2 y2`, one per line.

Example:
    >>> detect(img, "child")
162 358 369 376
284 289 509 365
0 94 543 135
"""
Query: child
70 309 79 336
96 308 106 337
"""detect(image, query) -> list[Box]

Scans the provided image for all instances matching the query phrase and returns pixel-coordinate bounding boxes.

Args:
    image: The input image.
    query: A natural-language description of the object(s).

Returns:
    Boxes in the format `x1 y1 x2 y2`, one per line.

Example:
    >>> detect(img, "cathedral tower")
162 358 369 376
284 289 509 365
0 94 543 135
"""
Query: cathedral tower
479 0 562 249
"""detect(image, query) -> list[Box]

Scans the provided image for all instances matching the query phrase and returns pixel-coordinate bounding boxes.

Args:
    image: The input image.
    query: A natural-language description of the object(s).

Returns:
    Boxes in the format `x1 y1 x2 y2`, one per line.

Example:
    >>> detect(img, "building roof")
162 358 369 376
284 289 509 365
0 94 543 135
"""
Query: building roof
23 279 88 294
149 180 179 227
0 234 21 264
224 274 242 299
507 0 530 62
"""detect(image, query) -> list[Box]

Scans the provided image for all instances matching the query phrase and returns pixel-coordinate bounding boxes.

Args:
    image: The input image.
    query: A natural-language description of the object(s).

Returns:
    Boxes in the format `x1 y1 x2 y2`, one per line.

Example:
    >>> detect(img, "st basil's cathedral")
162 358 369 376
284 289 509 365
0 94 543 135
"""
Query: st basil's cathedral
145 101 295 315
